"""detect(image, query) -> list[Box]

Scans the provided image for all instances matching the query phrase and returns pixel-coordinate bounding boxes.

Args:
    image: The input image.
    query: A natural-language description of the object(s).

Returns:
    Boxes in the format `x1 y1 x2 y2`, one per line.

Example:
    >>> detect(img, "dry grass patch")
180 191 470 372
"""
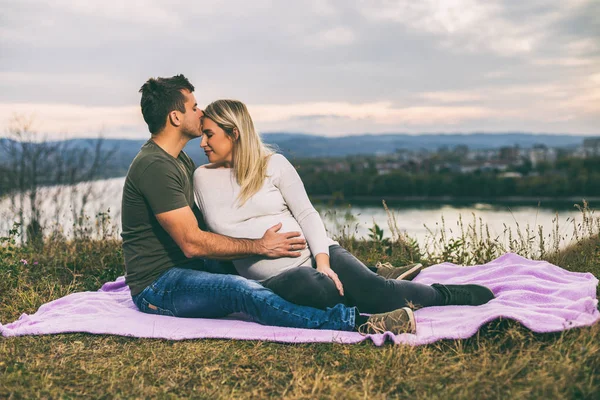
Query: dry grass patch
2 322 599 399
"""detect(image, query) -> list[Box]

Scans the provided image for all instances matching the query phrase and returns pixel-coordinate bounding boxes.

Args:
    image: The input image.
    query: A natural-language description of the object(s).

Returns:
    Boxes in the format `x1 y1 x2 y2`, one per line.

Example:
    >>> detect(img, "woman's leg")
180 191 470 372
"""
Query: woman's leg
262 266 344 310
329 245 445 313
132 265 356 331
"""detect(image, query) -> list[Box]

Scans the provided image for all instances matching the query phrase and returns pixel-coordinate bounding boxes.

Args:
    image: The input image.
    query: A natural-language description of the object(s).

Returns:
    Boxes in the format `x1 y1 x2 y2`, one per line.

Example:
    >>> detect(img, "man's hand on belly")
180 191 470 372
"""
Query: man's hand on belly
258 222 307 258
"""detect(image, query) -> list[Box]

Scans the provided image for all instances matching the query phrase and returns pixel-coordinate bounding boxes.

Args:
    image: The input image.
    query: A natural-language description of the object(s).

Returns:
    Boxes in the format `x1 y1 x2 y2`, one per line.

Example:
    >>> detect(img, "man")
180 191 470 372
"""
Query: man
121 74 417 335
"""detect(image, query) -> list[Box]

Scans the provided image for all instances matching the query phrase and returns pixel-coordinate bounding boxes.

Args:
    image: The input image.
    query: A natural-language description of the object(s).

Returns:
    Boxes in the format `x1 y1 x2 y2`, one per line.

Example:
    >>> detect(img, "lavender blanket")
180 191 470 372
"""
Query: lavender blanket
1 253 598 346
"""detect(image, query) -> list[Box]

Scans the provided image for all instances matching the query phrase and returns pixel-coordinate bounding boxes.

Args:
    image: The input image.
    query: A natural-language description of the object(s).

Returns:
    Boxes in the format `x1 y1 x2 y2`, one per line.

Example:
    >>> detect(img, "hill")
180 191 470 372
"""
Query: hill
0 133 592 179
263 132 588 158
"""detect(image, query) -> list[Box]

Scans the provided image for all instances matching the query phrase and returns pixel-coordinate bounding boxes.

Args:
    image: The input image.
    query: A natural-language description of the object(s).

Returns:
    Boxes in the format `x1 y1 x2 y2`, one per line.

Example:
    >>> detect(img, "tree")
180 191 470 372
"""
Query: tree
1 114 116 245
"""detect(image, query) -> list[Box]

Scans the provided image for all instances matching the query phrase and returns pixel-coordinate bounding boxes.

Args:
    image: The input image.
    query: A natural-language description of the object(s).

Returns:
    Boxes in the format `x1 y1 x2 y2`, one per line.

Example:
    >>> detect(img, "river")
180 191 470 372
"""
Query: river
0 177 593 251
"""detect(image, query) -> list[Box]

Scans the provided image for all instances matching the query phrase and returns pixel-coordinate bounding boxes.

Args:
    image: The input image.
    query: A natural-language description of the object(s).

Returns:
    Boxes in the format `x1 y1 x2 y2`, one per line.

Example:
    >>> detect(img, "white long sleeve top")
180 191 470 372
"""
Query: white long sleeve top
193 154 337 281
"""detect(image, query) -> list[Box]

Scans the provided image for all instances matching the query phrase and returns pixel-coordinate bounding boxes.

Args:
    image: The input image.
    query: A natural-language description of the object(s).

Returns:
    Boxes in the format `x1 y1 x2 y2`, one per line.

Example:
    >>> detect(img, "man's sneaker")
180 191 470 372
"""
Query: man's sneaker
432 283 495 306
376 261 424 281
358 307 416 335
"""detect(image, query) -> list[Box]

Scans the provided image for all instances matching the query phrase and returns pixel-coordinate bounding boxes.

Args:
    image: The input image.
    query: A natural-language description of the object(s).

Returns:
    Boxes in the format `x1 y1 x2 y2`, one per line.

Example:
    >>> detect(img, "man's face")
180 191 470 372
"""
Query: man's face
180 89 203 138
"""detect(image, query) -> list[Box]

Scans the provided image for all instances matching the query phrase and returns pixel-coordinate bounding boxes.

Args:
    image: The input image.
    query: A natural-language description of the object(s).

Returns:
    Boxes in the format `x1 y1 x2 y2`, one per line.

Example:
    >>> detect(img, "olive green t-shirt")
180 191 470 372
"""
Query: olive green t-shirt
121 140 201 296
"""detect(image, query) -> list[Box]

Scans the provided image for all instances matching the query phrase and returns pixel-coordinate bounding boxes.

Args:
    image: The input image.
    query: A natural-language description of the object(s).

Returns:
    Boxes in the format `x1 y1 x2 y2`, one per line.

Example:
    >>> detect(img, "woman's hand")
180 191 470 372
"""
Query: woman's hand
317 264 344 297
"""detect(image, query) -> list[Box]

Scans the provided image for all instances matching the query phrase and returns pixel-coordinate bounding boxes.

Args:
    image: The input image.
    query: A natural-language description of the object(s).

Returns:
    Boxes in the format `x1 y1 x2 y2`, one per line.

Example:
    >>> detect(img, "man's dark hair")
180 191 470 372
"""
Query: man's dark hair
139 74 195 134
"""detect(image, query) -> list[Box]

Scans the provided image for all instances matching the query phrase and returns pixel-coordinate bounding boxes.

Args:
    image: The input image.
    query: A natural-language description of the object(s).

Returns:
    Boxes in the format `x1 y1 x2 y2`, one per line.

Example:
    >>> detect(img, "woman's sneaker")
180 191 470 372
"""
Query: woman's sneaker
376 262 424 281
432 283 495 306
358 307 416 335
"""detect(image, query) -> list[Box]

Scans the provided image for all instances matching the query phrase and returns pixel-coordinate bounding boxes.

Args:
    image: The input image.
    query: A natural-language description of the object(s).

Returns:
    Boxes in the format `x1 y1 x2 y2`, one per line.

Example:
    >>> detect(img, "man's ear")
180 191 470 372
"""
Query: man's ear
168 111 181 127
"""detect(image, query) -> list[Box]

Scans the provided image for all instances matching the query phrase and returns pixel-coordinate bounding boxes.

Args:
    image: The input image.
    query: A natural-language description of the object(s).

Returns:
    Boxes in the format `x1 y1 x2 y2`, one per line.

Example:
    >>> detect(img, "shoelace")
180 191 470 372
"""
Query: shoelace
358 313 410 335
375 261 394 270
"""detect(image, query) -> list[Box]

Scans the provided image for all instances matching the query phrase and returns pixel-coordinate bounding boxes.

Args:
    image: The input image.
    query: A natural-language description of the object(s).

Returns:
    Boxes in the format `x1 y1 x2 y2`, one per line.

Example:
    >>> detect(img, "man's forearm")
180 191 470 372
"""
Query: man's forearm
183 230 263 260
154 206 273 260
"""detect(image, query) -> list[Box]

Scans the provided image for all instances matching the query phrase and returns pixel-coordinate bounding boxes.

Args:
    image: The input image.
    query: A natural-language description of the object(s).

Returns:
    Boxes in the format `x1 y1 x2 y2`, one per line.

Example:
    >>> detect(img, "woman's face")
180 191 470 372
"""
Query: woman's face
201 117 235 166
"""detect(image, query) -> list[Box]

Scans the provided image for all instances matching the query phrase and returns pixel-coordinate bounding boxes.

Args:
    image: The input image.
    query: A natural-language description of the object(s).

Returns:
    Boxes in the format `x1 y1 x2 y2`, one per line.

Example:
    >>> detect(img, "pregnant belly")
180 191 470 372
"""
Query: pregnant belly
233 248 313 281
212 215 305 240
206 214 312 281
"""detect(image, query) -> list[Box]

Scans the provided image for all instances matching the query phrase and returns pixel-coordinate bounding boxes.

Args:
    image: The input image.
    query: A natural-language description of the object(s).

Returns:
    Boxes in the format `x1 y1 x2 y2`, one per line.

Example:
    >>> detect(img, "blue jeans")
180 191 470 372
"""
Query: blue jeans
131 260 357 331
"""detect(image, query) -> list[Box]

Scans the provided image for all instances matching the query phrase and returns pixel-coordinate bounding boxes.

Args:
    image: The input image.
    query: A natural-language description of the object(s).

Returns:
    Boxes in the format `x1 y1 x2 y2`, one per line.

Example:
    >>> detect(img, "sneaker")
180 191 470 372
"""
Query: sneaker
432 283 495 306
358 307 416 335
376 262 424 281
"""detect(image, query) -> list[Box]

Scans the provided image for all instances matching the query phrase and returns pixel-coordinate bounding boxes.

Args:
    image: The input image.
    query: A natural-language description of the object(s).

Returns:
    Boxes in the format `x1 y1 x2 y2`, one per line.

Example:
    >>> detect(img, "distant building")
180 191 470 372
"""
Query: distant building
460 164 480 174
325 162 350 173
459 161 510 173
376 161 401 175
471 149 497 161
498 172 523 179
312 161 350 173
529 145 557 167
454 145 469 157
434 163 461 173
499 146 519 162
583 137 600 157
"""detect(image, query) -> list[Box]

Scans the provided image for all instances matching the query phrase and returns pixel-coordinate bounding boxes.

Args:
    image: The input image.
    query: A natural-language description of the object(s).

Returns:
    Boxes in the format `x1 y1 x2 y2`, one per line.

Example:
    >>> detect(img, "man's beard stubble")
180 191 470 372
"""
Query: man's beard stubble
181 123 202 139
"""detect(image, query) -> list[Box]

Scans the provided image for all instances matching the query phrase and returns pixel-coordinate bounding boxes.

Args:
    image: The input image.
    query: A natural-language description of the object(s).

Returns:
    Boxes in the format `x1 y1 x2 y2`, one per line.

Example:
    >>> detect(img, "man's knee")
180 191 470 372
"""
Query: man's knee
216 273 264 291
173 267 263 293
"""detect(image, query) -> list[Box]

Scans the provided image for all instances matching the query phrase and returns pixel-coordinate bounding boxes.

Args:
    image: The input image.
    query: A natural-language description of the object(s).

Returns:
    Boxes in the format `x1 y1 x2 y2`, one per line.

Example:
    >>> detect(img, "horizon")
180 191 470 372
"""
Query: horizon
0 131 596 144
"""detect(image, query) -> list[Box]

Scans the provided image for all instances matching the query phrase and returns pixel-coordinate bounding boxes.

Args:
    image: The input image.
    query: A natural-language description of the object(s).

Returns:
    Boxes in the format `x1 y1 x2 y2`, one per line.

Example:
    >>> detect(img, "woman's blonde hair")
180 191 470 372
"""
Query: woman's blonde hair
203 99 274 206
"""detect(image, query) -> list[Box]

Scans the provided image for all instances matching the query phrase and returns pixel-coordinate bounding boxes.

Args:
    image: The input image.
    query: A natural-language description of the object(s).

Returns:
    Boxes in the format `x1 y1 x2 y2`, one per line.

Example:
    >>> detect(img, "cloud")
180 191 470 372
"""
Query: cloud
0 71 125 89
358 0 539 56
0 100 490 138
0 103 143 138
532 57 597 67
305 26 356 48
357 0 598 61
1 93 597 138
251 101 489 124
51 0 182 25
0 0 598 137
419 91 483 103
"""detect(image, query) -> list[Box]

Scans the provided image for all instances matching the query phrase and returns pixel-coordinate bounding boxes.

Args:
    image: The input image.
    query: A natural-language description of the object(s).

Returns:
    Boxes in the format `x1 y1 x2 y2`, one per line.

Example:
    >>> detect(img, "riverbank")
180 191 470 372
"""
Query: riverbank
312 195 600 208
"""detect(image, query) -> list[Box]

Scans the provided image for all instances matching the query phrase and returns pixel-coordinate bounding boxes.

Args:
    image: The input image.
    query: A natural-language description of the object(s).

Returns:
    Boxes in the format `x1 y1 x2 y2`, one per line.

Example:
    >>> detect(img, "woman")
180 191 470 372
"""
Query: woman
193 100 494 332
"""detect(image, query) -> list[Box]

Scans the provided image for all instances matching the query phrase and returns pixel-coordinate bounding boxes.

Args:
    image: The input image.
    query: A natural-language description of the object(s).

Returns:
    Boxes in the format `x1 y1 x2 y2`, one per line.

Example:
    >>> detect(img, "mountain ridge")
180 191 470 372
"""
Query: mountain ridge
0 133 593 176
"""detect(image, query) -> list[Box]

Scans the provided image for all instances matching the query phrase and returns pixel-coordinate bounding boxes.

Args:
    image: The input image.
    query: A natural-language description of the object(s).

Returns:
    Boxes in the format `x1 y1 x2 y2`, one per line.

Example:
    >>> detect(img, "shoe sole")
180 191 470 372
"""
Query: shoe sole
396 263 424 281
402 307 417 334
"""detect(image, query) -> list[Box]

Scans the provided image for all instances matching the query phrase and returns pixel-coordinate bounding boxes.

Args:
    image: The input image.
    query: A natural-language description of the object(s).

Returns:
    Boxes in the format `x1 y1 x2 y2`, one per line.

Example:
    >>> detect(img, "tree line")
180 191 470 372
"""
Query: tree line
296 157 600 198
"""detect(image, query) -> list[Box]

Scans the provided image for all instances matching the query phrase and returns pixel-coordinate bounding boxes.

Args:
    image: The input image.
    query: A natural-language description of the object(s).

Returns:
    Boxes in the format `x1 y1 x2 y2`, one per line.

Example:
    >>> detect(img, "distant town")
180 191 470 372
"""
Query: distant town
290 137 600 200
1 134 599 199
303 137 600 178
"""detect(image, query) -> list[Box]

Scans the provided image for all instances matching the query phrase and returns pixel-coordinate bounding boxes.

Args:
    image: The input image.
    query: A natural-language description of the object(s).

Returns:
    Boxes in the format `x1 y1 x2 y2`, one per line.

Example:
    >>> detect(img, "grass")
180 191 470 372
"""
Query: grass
1 202 599 399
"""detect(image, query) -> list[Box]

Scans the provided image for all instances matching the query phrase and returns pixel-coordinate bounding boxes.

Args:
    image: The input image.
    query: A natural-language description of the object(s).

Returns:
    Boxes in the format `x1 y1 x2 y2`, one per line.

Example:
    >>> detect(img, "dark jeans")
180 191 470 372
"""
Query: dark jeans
262 245 444 313
131 259 357 331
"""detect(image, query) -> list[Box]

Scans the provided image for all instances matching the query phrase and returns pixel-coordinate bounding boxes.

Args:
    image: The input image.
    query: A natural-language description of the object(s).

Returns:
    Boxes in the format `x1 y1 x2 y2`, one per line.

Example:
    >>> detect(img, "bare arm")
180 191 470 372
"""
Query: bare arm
273 155 331 260
273 155 344 295
155 205 307 260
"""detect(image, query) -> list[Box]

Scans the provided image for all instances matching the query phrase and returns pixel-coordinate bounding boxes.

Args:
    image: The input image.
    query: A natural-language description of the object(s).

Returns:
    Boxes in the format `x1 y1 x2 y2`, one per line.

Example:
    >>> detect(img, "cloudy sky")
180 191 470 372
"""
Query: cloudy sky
0 0 598 138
